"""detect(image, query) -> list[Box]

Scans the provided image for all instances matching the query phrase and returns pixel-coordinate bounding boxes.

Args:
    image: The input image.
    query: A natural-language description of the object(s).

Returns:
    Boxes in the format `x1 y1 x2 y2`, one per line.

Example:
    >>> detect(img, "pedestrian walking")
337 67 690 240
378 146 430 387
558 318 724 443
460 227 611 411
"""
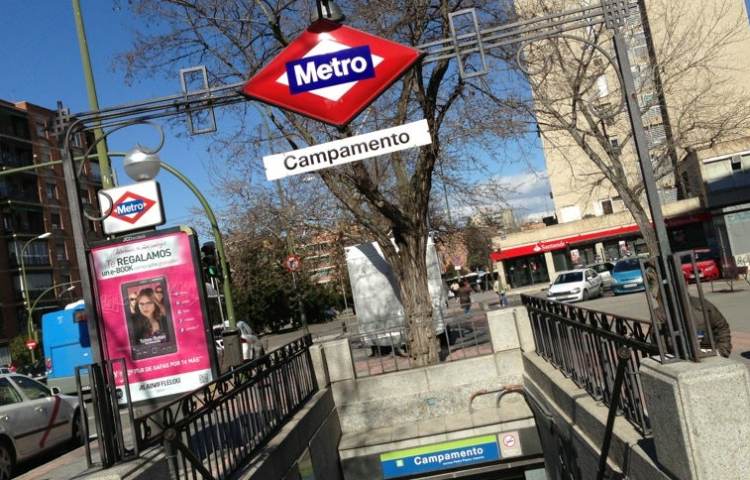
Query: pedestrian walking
493 278 509 308
458 280 473 314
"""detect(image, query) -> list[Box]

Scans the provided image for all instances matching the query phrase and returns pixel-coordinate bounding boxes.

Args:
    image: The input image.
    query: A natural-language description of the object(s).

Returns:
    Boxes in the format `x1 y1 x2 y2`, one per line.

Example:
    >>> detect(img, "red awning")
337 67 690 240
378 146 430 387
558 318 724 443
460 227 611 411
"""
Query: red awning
490 224 642 261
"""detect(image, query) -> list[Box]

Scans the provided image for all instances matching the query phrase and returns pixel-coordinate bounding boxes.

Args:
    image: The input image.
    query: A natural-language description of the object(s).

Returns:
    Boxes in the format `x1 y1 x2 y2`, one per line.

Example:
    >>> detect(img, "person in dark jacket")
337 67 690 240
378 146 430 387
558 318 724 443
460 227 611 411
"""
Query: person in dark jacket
645 267 732 357
458 281 473 314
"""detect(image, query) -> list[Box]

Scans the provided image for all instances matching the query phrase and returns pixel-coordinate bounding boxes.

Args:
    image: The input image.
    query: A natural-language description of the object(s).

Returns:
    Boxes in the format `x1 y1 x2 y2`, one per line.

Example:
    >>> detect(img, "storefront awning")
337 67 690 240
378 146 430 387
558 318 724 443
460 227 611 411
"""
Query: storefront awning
490 224 642 261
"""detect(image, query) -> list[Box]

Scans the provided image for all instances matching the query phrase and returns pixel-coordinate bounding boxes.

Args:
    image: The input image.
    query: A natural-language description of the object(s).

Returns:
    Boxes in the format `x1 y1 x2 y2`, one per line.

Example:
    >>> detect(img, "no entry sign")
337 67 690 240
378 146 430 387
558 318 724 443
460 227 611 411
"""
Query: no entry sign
243 20 422 126
25 339 37 350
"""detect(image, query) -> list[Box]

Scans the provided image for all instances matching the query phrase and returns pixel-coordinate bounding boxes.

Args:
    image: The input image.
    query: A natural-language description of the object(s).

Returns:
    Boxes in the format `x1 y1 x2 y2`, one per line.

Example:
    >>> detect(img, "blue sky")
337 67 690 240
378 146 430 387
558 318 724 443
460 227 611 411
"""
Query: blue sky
0 1 552 235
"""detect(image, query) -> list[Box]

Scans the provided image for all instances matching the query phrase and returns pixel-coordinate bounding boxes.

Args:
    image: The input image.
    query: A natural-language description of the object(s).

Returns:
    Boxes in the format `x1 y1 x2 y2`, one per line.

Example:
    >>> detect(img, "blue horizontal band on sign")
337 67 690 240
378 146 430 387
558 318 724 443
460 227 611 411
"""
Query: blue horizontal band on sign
380 439 501 479
286 45 375 94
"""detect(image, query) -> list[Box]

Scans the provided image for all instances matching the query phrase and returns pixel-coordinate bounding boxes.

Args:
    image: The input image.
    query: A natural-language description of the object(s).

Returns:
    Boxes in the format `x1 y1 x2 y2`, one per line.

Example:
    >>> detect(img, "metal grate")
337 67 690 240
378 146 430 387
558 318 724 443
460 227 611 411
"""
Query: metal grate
601 0 632 29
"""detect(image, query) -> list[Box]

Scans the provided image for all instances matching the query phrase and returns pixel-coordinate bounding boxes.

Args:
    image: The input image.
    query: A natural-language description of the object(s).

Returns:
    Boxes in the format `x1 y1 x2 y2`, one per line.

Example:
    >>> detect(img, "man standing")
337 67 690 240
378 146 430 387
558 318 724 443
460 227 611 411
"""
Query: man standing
458 281 473 315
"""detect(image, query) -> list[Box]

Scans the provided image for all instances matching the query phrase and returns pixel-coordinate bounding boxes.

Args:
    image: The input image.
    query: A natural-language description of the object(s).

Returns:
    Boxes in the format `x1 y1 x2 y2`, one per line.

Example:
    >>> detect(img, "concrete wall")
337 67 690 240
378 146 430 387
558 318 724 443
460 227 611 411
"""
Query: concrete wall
320 307 544 479
242 388 343 480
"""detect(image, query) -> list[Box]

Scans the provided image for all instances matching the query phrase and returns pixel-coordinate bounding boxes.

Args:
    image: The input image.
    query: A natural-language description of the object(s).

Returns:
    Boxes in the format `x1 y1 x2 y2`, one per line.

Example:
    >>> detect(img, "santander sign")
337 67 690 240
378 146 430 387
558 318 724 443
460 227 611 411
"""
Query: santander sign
242 20 422 126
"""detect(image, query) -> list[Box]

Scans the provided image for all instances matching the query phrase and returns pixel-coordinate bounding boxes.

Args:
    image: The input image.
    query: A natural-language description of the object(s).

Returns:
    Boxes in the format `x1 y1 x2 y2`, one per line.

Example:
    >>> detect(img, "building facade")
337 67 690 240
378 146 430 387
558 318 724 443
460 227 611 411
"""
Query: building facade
0 100 102 361
493 0 750 289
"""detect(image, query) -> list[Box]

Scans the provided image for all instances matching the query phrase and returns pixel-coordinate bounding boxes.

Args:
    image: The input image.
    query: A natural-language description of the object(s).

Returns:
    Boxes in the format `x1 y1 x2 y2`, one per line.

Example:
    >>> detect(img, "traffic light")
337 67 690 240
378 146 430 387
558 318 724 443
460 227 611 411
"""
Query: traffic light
201 242 220 278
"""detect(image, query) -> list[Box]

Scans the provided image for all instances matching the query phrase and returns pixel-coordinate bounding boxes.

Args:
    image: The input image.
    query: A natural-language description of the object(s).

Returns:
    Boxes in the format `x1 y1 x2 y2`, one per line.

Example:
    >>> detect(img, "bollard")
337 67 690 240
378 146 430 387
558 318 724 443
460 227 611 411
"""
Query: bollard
221 328 243 372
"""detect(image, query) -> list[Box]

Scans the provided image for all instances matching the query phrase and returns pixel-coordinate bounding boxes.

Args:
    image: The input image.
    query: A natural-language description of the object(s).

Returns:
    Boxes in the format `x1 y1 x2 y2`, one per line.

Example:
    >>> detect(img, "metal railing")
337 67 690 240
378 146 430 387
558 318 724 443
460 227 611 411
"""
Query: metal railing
348 313 493 378
134 335 317 480
522 295 658 434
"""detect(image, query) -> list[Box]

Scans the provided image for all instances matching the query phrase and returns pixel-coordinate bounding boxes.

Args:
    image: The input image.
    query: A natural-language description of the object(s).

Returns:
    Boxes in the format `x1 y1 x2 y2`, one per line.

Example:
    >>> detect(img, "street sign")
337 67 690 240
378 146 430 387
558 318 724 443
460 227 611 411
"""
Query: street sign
242 19 422 126
25 339 37 350
99 180 165 235
263 119 432 180
284 255 302 272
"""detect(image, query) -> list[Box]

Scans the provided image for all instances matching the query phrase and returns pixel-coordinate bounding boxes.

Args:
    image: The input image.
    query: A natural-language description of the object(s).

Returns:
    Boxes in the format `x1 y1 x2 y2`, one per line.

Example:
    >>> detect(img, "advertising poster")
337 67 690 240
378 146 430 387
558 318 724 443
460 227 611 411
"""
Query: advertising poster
90 228 214 403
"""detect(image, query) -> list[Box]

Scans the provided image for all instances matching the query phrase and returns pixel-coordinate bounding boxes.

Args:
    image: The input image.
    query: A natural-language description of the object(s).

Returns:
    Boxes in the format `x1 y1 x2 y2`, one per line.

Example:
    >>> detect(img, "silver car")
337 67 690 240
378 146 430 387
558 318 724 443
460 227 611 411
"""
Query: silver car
0 374 82 480
587 262 615 289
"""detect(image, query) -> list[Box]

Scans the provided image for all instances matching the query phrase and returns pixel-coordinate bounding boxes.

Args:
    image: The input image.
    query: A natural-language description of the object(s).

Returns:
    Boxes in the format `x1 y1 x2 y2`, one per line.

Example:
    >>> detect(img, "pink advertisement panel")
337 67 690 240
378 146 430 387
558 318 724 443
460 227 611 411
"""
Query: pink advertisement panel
90 230 214 402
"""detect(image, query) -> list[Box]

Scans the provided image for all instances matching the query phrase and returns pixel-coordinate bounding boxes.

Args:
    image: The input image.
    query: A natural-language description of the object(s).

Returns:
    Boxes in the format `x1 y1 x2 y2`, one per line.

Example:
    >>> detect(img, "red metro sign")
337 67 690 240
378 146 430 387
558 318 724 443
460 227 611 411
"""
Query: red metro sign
242 20 423 126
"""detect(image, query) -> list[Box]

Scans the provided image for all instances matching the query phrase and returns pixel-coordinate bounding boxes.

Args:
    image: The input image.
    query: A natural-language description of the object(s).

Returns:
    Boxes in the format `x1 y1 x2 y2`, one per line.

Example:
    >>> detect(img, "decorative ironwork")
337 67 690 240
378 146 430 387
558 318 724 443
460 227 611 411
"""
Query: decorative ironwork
602 0 631 30
522 295 656 434
135 335 317 480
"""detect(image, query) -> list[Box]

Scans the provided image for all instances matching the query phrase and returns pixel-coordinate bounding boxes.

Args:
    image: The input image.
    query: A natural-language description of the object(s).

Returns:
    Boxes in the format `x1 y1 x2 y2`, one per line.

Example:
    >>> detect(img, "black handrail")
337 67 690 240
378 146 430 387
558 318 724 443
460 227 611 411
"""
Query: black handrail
134 335 318 479
522 295 656 434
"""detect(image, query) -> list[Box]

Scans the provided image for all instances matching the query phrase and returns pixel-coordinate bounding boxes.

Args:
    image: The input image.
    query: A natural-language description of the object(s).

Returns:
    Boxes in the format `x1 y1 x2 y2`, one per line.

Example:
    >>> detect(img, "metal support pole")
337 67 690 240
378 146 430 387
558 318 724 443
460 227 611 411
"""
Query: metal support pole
160 162 236 327
71 0 114 188
60 145 119 466
596 347 631 480
611 31 693 358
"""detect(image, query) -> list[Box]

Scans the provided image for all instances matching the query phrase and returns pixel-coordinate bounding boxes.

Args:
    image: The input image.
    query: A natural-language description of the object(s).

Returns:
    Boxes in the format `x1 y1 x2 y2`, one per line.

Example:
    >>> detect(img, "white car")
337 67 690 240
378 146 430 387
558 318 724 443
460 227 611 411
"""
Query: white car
547 268 603 303
0 374 82 479
587 262 615 289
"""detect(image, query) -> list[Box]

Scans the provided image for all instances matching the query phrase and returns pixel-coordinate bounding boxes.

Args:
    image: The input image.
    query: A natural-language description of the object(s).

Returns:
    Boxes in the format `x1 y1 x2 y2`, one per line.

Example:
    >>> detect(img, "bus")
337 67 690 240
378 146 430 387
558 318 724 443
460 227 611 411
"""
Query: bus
42 300 92 393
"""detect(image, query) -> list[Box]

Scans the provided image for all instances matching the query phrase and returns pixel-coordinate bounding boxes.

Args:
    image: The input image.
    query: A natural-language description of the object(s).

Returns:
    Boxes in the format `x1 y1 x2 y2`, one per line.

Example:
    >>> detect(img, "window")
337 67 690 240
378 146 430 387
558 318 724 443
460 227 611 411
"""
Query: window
35 121 47 139
56 241 67 261
45 182 57 200
0 378 22 406
601 199 614 215
731 156 742 171
596 76 609 97
51 212 62 230
11 375 50 399
609 137 619 148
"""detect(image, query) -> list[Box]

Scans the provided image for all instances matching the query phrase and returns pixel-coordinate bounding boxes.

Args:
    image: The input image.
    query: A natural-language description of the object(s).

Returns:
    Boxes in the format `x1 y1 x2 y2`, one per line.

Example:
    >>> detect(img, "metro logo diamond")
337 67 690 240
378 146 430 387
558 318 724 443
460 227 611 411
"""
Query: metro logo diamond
110 192 156 224
242 20 422 126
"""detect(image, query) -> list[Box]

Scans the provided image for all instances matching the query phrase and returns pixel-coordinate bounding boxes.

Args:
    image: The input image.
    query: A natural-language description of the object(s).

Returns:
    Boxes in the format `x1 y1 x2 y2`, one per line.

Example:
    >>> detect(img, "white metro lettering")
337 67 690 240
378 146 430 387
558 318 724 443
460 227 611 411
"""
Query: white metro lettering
287 45 375 94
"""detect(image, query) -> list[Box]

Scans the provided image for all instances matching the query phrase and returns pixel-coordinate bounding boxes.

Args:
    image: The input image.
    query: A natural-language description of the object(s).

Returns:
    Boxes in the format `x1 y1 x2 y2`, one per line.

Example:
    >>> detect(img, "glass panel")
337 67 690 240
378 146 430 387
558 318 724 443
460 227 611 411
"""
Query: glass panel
11 375 50 399
0 378 22 406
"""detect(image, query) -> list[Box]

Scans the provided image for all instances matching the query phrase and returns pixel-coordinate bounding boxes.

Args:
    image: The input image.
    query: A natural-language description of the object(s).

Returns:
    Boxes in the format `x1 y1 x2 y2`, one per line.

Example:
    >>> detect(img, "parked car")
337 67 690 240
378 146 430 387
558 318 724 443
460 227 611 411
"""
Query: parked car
587 262 615 289
0 374 82 479
611 258 645 295
547 268 603 303
0 368 11 376
680 249 721 282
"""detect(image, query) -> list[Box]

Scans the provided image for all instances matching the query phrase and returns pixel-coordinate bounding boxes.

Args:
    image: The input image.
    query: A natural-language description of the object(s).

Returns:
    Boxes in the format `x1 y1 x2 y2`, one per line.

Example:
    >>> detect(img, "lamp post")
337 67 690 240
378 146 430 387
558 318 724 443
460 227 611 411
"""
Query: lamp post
17 232 52 362
122 146 237 327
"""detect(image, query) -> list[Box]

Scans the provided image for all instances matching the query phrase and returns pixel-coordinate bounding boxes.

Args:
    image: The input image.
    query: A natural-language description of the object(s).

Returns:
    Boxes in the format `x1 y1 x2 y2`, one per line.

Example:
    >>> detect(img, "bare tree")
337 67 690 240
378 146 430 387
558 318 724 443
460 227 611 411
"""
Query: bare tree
508 0 750 254
119 0 522 366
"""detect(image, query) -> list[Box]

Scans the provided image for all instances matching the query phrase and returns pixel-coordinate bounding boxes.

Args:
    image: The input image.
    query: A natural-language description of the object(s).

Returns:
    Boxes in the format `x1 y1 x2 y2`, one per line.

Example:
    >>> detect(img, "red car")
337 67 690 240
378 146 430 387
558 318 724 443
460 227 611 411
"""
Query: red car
681 249 721 282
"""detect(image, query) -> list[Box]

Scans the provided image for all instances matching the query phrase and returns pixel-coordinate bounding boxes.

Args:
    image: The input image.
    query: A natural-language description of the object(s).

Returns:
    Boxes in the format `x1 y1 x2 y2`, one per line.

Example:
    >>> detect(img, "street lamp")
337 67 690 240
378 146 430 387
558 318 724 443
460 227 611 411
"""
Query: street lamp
17 232 51 361
123 145 161 181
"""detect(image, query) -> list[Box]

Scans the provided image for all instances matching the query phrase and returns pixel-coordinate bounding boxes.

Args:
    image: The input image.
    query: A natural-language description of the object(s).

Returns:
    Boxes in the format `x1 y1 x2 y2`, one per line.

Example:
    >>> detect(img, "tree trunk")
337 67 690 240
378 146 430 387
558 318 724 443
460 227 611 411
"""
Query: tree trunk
385 233 439 367
620 193 660 256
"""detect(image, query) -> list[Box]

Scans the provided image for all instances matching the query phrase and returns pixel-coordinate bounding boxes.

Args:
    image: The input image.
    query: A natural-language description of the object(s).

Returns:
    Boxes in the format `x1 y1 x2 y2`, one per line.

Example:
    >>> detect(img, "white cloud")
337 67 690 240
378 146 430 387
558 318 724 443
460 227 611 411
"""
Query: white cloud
447 172 554 223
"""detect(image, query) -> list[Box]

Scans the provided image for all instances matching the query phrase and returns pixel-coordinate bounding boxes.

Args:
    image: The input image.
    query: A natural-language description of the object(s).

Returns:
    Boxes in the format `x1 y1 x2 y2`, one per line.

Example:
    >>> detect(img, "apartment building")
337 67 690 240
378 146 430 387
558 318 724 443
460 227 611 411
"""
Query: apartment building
0 99 102 361
492 0 750 289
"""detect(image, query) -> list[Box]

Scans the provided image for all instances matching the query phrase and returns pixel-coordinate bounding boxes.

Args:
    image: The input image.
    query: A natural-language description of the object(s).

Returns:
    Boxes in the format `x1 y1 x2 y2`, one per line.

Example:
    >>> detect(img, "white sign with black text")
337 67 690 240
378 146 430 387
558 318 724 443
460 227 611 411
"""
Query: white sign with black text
263 119 432 181
99 180 165 235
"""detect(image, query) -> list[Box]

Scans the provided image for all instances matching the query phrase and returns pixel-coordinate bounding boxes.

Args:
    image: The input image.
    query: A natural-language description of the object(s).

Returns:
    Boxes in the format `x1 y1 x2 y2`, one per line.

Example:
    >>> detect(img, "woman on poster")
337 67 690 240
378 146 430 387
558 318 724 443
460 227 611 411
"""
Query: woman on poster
133 288 169 345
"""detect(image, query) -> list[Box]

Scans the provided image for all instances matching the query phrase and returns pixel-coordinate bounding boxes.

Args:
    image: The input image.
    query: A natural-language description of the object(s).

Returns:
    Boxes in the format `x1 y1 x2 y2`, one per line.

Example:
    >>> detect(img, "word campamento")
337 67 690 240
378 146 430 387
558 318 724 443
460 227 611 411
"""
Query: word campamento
413 447 486 466
283 132 411 170
263 119 432 180
286 45 375 94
